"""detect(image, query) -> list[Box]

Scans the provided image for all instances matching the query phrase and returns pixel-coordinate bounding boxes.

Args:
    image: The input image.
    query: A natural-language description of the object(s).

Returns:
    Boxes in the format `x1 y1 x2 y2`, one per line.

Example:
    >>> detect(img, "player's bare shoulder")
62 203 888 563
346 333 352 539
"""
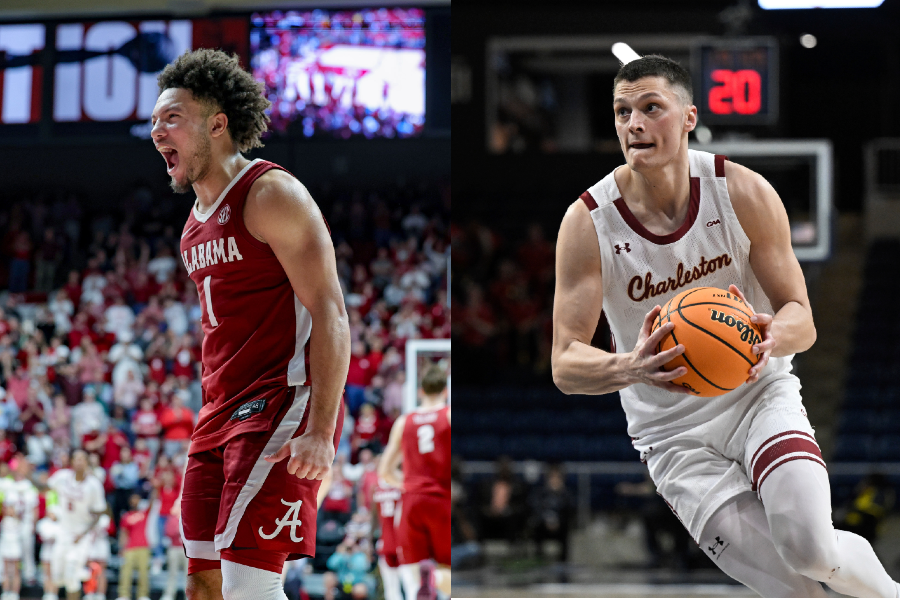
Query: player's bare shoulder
723 159 788 240
557 198 602 279
244 167 322 244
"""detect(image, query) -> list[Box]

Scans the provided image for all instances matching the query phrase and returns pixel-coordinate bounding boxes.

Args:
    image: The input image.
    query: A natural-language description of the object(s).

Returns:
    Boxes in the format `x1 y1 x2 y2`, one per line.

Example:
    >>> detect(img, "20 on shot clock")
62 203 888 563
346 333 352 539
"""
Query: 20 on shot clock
692 38 778 126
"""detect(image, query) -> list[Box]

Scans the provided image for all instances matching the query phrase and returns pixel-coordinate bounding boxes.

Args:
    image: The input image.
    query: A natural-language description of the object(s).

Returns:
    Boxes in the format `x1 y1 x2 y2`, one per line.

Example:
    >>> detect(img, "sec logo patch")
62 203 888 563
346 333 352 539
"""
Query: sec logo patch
218 204 231 225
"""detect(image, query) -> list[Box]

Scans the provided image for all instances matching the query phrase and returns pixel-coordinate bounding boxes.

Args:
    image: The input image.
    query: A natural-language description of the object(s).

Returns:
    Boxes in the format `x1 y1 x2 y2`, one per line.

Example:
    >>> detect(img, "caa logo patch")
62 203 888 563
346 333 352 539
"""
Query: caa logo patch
218 205 231 225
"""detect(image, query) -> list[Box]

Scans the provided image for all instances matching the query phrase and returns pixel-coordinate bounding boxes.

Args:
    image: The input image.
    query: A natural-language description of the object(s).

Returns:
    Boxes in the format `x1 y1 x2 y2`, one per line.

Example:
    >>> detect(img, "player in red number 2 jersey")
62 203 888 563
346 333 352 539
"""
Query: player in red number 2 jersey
379 366 450 600
150 49 350 600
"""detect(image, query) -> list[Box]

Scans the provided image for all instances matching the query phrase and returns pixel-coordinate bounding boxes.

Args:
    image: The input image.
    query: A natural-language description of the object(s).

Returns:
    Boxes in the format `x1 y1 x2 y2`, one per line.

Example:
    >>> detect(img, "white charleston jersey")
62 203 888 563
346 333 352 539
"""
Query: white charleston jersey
581 149 796 452
46 469 106 536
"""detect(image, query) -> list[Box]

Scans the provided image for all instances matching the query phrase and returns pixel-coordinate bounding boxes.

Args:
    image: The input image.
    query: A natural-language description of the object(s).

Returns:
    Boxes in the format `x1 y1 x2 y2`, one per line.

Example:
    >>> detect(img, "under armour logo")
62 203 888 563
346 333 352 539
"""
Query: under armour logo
258 499 304 542
708 536 725 555
615 243 631 254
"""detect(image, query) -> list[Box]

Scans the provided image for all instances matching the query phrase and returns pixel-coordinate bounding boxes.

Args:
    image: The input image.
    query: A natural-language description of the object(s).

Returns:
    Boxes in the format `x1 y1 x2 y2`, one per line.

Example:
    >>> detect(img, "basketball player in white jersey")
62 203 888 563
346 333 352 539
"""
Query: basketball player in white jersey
552 55 900 597
35 507 60 600
7 457 39 586
47 450 107 600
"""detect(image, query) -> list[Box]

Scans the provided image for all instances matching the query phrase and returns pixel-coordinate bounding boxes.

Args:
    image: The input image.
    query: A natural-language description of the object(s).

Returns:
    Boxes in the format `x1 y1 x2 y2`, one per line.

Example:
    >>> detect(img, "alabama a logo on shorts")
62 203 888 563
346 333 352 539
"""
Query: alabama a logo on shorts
218 204 231 225
258 499 304 542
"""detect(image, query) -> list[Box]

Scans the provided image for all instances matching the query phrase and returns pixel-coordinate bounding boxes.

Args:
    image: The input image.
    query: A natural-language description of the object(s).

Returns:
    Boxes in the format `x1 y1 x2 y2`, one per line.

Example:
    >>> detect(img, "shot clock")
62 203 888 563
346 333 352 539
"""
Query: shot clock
692 38 778 126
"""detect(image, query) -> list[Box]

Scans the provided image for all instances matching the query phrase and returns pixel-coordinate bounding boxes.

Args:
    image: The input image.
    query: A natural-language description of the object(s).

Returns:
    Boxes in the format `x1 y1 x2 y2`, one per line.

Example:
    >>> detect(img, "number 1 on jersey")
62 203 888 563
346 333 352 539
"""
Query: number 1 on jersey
417 424 435 454
202 275 219 327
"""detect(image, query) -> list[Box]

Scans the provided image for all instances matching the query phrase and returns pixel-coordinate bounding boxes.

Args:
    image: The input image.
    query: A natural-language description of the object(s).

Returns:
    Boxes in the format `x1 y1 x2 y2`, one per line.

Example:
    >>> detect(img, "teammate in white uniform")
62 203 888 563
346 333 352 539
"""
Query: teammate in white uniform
85 512 111 600
7 457 39 586
35 508 60 600
1 502 22 600
551 55 900 597
47 450 107 600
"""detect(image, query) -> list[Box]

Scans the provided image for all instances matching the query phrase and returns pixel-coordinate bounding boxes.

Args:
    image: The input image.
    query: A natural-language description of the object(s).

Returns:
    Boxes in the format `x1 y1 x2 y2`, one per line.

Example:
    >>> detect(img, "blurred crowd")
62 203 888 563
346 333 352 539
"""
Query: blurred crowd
451 220 555 385
0 175 449 598
450 457 575 570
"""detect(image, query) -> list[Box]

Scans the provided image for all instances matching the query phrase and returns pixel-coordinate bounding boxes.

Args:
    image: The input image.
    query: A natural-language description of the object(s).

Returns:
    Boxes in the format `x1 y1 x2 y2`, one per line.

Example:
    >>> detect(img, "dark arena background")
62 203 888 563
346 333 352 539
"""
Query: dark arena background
0 1 449 600
452 0 900 597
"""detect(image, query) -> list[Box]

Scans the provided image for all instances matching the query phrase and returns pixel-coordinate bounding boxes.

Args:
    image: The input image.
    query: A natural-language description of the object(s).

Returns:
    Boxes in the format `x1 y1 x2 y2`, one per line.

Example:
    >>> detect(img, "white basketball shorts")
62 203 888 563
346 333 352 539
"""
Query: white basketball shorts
646 375 824 542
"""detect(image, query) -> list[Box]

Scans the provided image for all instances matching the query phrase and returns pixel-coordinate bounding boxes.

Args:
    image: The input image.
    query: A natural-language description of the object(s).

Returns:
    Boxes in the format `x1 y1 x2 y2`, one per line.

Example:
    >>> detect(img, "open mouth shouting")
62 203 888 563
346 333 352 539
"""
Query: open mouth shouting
158 145 180 174
630 142 655 150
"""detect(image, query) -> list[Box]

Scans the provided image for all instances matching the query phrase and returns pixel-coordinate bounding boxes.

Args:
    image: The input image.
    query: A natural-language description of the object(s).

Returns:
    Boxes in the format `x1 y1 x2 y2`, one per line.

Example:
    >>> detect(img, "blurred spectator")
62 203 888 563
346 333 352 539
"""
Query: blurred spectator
118 493 151 600
20 385 46 435
528 463 574 563
322 466 355 523
9 230 33 293
48 290 74 335
159 394 193 458
110 446 140 526
132 398 161 460
104 296 135 341
153 469 181 562
0 430 16 463
346 341 374 415
26 423 53 468
451 476 481 570
109 331 143 387
48 394 71 447
147 245 177 285
71 387 107 446
351 403 381 456
616 472 692 570
161 499 186 600
35 227 62 292
478 456 528 544
836 473 897 543
114 370 145 413
323 538 372 600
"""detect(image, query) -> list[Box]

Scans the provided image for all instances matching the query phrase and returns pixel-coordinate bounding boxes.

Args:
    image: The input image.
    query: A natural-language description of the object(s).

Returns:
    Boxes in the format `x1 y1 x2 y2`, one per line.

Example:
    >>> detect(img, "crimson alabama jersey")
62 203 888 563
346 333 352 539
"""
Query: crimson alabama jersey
180 158 320 455
373 480 402 562
401 406 450 497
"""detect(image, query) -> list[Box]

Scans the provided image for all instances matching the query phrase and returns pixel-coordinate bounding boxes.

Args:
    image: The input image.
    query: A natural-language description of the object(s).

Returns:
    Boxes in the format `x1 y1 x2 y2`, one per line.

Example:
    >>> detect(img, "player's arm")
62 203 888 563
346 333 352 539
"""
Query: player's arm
551 200 687 395
725 161 817 380
247 170 350 480
377 414 406 489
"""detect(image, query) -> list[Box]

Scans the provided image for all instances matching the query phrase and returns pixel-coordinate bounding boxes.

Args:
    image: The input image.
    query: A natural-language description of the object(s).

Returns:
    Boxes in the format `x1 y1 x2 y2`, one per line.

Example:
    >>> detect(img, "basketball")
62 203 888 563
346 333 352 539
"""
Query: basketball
651 286 763 397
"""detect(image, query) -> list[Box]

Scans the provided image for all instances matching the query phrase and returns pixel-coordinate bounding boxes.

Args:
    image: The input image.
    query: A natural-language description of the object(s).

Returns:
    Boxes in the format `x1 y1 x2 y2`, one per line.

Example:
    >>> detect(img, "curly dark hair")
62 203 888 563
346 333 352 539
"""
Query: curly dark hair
157 49 270 152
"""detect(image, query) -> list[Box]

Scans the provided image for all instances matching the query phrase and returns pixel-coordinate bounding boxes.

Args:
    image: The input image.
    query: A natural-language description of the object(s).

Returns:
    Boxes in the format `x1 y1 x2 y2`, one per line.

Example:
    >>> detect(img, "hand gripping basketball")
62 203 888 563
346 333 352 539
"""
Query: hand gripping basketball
264 431 335 481
629 305 689 393
727 285 775 384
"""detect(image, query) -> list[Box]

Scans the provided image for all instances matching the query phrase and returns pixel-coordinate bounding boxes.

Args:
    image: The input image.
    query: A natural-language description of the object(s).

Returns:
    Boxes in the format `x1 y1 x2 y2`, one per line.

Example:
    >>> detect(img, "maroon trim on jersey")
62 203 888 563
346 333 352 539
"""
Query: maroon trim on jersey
714 154 728 177
613 177 700 245
748 429 816 468
580 191 598 211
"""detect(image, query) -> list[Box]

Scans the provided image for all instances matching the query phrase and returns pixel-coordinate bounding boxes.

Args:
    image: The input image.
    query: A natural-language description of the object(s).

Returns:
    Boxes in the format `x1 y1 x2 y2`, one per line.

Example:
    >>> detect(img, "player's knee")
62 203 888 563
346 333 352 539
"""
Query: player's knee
186 571 223 600
771 522 839 581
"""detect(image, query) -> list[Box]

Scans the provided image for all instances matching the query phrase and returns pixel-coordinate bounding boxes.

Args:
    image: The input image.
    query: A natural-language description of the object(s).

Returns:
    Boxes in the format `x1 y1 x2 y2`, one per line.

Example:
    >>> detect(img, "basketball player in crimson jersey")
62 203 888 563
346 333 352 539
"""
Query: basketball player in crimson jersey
378 366 450 600
552 55 899 597
149 49 350 600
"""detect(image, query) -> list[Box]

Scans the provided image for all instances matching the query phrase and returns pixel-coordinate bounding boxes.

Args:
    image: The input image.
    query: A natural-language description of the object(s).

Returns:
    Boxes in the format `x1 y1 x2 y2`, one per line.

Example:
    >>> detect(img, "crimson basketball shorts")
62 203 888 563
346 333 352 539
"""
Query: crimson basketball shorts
378 517 400 568
646 375 823 542
395 492 450 566
181 386 344 574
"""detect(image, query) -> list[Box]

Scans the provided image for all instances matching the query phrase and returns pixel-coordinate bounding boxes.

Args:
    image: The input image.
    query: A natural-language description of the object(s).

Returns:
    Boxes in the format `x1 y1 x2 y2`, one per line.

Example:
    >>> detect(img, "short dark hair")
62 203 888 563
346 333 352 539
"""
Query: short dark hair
613 54 693 105
421 365 447 396
157 49 271 153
